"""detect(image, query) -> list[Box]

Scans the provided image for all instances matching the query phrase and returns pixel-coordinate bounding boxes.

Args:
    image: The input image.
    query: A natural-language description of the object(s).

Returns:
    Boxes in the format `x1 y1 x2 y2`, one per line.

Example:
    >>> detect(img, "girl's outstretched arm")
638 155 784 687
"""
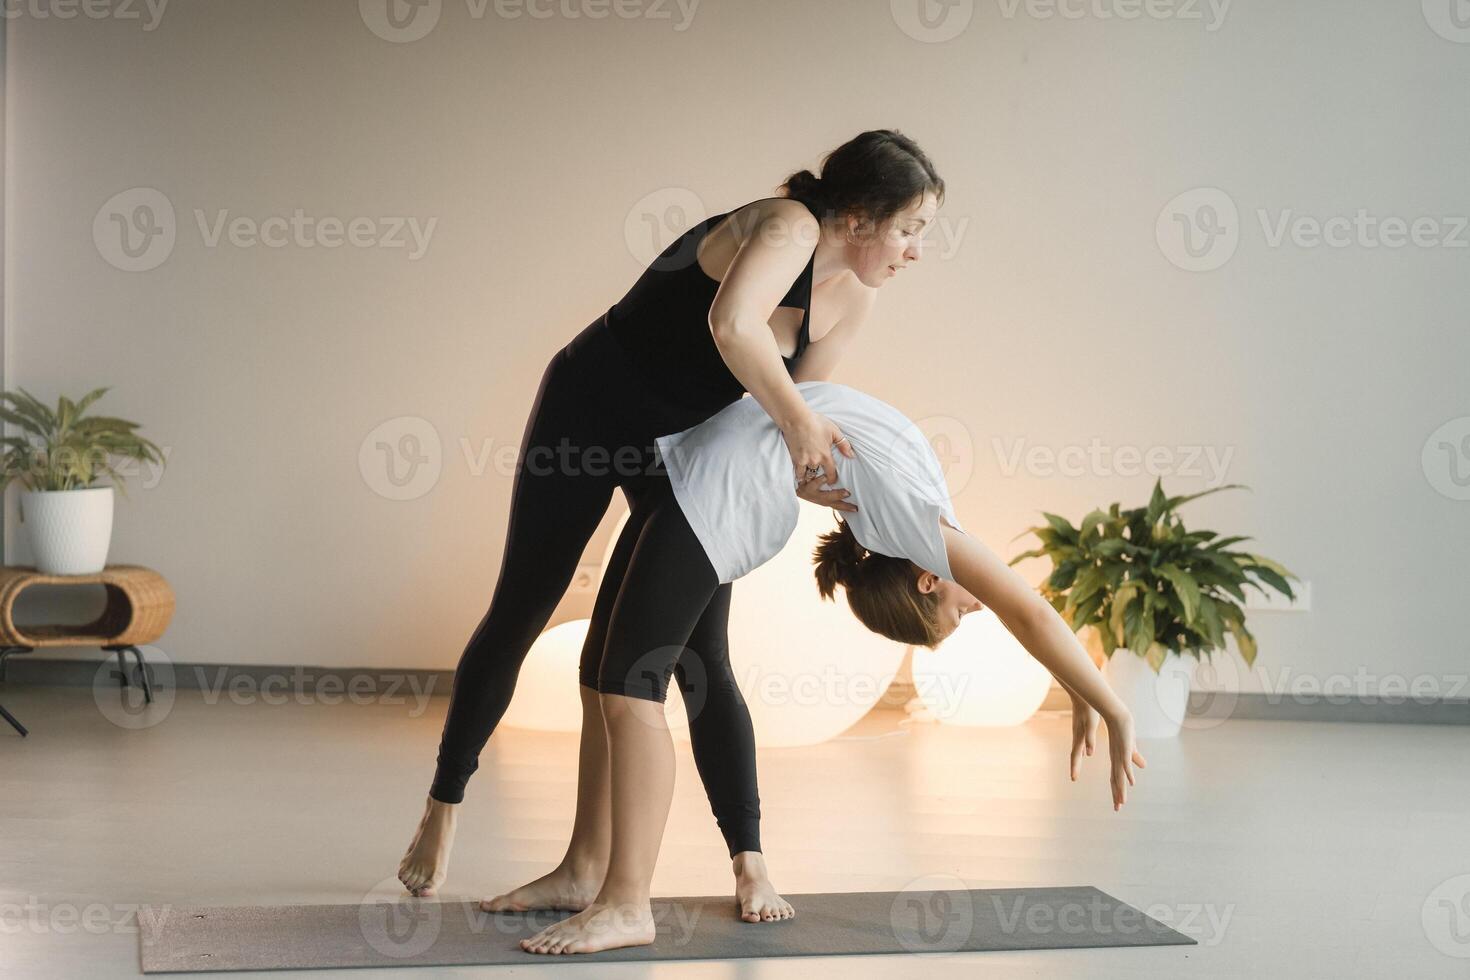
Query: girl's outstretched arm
938 521 1148 809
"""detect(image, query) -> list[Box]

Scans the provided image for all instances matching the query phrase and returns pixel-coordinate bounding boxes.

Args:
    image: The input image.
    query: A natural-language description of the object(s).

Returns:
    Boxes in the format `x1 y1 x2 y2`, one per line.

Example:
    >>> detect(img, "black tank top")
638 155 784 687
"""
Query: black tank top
603 197 816 416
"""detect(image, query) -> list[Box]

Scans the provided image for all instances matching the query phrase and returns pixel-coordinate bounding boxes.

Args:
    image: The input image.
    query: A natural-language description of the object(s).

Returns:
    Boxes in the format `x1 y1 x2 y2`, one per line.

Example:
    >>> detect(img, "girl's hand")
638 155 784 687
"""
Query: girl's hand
1068 695 1100 782
780 411 855 493
797 474 858 512
1103 710 1148 811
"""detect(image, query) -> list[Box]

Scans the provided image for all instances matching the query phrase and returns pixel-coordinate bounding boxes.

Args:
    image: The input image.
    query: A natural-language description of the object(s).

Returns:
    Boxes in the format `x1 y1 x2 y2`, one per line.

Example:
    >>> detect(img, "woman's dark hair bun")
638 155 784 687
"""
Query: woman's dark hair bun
779 129 944 228
782 168 823 202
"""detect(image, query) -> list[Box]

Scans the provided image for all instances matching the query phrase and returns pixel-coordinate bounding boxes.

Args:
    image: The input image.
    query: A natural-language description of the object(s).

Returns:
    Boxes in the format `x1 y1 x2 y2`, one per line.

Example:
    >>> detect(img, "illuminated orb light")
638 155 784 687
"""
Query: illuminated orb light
909 609 1053 726
498 619 694 735
497 619 589 734
602 504 908 747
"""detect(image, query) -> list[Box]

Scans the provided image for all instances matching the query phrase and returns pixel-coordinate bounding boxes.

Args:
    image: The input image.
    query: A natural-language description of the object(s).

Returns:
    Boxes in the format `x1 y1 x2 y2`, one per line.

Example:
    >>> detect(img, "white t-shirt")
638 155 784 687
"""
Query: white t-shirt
653 381 966 585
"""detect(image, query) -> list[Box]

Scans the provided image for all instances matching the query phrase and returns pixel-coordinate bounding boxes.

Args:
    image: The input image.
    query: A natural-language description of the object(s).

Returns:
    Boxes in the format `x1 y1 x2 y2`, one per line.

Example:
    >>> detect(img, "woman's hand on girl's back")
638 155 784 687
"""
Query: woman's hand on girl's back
781 411 856 507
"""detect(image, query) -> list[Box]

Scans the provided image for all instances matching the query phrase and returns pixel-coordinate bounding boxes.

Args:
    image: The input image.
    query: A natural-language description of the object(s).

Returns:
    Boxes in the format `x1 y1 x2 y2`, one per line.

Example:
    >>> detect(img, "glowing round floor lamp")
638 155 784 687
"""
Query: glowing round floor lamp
496 619 592 734
502 503 905 744
498 616 697 736
908 608 1052 726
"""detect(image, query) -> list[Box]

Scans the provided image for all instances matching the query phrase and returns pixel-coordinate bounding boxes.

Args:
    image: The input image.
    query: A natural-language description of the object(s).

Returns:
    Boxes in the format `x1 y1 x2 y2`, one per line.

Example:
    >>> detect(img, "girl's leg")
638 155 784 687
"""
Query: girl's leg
477 683 613 913
674 584 761 857
487 481 786 920
482 490 656 912
522 483 719 955
572 483 766 865
676 590 795 922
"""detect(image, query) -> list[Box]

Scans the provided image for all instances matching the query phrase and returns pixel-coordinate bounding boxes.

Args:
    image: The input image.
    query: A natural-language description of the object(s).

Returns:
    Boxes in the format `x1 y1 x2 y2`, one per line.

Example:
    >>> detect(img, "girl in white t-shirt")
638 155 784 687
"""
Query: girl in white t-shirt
655 380 977 648
516 380 1146 956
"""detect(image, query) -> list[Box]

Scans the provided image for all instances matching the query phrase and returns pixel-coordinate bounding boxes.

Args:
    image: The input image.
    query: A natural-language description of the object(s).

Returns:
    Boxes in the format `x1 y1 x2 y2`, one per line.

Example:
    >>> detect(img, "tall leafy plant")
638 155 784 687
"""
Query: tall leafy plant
1009 478 1298 672
0 386 165 497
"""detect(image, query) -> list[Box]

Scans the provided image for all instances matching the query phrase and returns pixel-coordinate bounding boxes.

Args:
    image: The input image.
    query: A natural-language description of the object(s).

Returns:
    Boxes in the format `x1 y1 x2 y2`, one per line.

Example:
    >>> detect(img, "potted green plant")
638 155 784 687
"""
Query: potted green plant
1009 477 1299 737
0 386 165 575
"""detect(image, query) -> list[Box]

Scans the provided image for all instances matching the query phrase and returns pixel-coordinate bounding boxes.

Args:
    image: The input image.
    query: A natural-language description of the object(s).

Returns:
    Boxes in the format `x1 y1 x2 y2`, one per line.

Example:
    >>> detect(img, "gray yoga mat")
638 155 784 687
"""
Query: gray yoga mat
139 885 1196 972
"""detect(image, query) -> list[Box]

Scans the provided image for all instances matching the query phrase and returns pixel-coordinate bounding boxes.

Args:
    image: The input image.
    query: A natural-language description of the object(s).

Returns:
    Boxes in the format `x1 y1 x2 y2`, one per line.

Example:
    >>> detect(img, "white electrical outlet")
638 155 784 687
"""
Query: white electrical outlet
568 564 600 596
1243 579 1310 612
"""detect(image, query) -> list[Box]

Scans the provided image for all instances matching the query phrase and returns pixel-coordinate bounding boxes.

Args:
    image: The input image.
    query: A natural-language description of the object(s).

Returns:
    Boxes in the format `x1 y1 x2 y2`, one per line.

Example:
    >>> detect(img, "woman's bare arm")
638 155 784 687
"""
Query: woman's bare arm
707 199 855 487
707 200 823 431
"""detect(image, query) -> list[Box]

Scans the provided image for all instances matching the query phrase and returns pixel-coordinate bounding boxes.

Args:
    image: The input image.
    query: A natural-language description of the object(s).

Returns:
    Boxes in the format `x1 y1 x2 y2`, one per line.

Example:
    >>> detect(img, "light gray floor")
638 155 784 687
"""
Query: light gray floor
1 681 1465 978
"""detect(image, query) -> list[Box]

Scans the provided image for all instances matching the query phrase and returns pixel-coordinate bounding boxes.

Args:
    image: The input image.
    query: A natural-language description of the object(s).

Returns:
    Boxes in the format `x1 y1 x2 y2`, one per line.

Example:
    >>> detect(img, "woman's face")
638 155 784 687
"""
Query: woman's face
844 190 938 288
917 571 984 642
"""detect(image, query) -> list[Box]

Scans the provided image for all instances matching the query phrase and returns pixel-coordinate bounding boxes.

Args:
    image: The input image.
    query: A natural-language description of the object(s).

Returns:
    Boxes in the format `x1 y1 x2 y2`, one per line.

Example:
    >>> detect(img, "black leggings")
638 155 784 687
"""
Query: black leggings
429 314 762 857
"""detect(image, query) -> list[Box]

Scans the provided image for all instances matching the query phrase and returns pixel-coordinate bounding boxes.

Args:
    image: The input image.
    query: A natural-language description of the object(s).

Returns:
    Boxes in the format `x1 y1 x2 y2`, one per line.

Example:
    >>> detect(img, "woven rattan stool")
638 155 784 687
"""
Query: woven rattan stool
0 564 175 736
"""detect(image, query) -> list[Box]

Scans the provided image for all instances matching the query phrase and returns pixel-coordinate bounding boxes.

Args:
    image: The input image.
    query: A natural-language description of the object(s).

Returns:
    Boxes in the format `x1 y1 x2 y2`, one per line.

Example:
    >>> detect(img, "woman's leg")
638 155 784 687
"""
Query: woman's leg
428 351 617 802
521 482 719 954
399 348 615 898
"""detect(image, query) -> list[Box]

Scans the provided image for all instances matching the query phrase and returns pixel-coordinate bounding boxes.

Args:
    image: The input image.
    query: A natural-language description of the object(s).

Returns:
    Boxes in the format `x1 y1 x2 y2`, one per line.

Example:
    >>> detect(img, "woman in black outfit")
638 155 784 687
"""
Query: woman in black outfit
397 129 944 928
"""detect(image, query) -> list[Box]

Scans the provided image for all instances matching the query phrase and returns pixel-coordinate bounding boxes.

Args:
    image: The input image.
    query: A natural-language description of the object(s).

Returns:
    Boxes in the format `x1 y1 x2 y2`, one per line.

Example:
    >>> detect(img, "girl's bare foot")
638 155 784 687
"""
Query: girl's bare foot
397 796 457 897
519 894 656 955
480 859 607 913
732 850 795 922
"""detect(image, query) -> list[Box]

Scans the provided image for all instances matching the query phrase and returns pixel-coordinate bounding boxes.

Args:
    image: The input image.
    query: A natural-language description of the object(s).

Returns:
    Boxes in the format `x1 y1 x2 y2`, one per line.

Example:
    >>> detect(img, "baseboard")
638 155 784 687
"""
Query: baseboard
5 655 1468 725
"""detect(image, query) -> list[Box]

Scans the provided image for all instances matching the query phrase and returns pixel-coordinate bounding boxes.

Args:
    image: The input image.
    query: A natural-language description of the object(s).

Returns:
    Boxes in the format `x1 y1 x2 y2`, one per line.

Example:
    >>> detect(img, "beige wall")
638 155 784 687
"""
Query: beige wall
5 0 1467 701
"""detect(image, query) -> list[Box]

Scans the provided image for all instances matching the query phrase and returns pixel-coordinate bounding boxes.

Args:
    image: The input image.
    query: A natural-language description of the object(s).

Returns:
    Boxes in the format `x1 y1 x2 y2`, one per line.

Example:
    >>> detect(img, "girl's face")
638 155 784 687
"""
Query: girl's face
845 190 938 288
917 572 984 642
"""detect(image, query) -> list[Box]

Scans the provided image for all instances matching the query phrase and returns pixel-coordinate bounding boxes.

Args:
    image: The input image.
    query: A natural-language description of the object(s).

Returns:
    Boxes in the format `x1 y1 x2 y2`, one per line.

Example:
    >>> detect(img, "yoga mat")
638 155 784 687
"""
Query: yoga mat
139 885 1196 972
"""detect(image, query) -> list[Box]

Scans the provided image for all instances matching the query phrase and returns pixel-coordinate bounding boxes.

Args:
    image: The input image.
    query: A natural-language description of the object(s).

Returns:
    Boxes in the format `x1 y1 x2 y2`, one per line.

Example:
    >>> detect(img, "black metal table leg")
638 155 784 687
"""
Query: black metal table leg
111 647 130 691
0 644 30 684
0 645 33 736
127 646 153 704
103 644 153 704
0 642 158 734
0 700 26 736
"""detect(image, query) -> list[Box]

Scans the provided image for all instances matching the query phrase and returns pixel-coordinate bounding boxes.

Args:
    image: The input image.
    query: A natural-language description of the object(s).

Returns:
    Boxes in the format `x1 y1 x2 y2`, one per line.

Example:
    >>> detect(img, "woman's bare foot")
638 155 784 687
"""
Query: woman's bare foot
480 859 606 914
397 796 458 897
519 894 656 955
732 850 795 922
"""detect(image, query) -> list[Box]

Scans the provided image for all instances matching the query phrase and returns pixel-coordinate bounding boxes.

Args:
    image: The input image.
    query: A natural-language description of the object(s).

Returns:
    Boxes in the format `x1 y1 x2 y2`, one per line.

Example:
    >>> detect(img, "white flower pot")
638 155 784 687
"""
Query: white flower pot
18 486 115 575
1089 630 1197 738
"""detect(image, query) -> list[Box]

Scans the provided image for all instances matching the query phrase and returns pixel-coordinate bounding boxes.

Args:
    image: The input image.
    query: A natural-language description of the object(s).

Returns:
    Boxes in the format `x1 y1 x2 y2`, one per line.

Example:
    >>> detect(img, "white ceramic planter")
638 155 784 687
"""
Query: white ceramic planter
18 486 114 575
1100 641 1197 738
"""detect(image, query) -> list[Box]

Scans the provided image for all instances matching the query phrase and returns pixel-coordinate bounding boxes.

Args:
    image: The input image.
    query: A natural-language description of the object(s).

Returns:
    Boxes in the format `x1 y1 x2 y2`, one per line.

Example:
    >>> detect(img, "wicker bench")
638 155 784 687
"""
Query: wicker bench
0 564 175 736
